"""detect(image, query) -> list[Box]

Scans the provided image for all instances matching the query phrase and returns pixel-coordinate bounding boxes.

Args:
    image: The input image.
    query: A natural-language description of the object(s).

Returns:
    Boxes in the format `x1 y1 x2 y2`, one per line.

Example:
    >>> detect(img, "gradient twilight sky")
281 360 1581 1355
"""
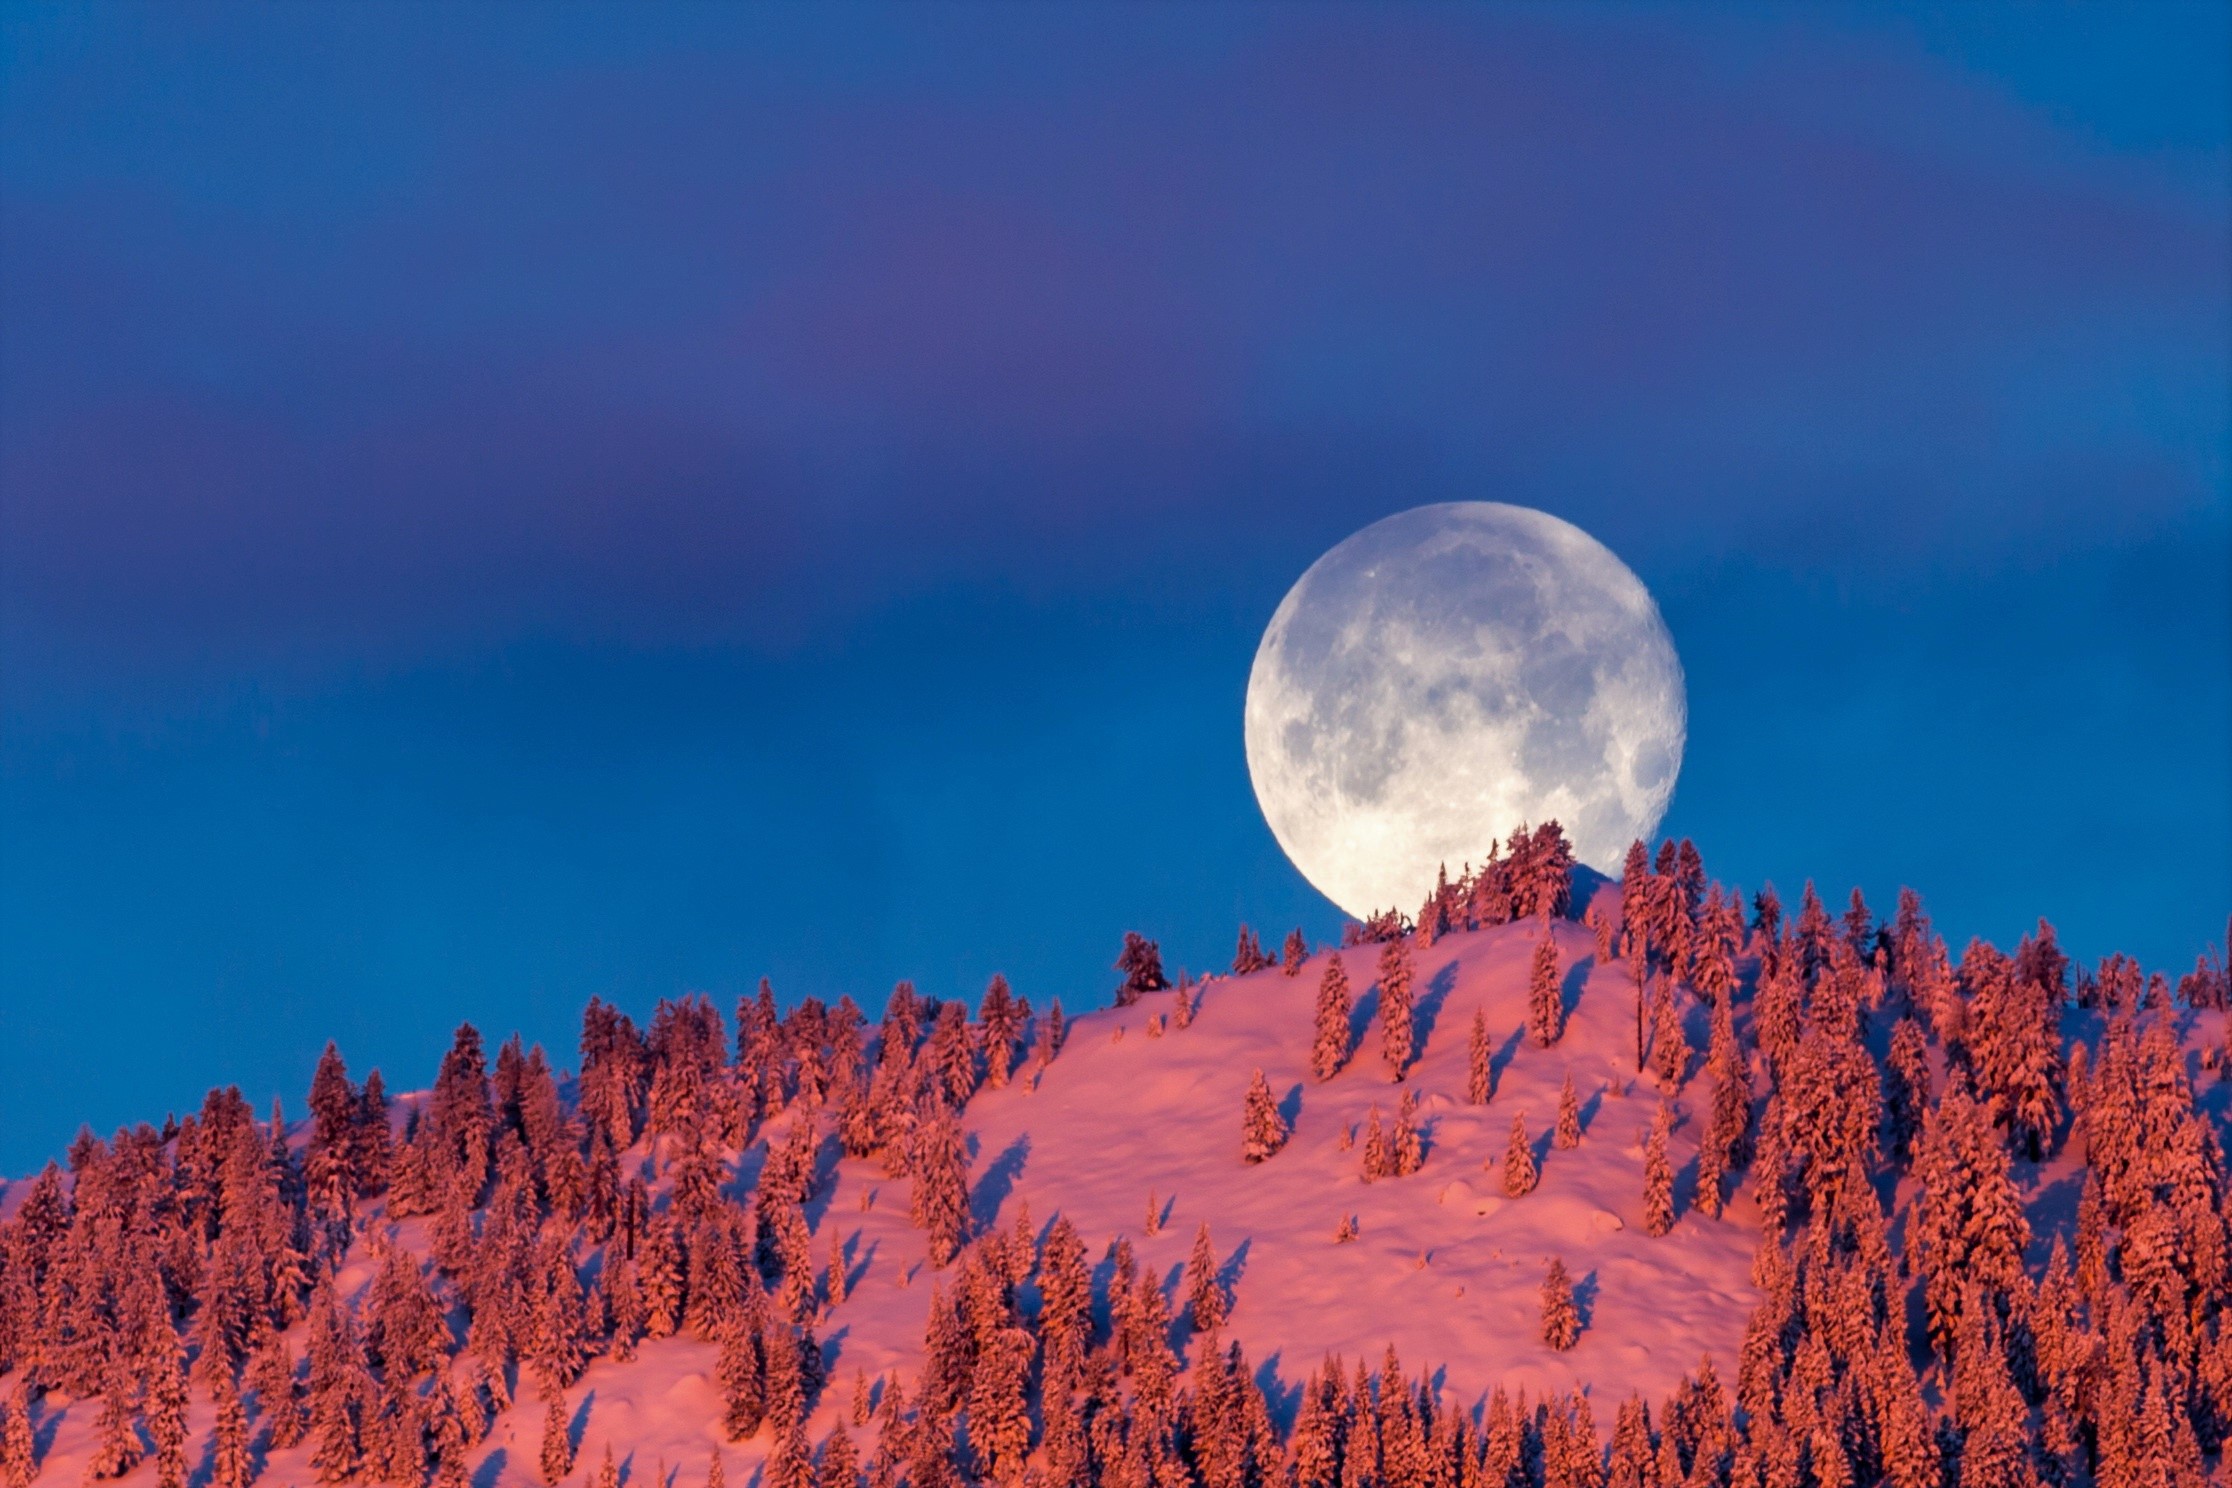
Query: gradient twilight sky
2 3 2226 1171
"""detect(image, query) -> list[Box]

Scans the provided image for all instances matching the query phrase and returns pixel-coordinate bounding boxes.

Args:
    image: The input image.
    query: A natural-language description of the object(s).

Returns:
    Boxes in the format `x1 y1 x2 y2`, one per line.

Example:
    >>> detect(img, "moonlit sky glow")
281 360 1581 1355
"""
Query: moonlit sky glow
0 4 2225 1170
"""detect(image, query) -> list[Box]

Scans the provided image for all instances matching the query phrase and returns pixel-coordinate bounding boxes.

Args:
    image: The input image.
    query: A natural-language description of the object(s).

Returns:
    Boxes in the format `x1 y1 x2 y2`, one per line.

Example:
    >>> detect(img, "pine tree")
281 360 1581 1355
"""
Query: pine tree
369 1241 450 1382
1186 1225 1226 1330
1530 932 1564 1046
533 1242 594 1393
826 1227 849 1310
1042 998 1066 1066
1541 1259 1580 1350
210 1364 252 1488
1289 1365 1339 1488
1115 932 1168 1006
1467 1008 1493 1104
1232 926 1271 976
86 1355 142 1479
1037 1216 1092 1395
431 1021 495 1196
819 1423 860 1488
908 1101 971 1268
1362 1106 1390 1182
718 1316 766 1441
1241 1069 1289 1164
0 1388 31 1488
979 975 1022 1091
1643 1101 1675 1237
1885 1016 1930 1165
1908 1085 2030 1361
1312 955 1353 1082
765 1416 811 1488
1690 889 1740 1010
1694 1114 1728 1226
1379 936 1415 1079
306 1040 362 1246
541 1396 574 1485
1612 1400 1658 1488
1649 978 1688 1089
1513 823 1576 921
1283 930 1309 976
363 1372 425 1488
927 1002 978 1110
637 1218 686 1339
1556 1073 1582 1150
1502 1115 1539 1197
966 1327 1032 1485
249 1335 306 1449
596 1445 620 1488
145 1304 191 1488
1948 1291 2032 1488
1620 841 1654 1069
1416 889 1441 949
1392 1090 1423 1177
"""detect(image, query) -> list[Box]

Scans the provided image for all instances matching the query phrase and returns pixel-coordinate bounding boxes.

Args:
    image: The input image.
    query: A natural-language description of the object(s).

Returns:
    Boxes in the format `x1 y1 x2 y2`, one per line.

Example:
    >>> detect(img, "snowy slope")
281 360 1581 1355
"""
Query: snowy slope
17 898 1772 1488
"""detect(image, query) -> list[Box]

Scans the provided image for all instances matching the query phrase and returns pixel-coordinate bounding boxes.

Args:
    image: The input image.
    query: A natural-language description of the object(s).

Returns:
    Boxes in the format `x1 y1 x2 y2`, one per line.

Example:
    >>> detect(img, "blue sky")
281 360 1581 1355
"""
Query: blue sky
2 3 2225 1171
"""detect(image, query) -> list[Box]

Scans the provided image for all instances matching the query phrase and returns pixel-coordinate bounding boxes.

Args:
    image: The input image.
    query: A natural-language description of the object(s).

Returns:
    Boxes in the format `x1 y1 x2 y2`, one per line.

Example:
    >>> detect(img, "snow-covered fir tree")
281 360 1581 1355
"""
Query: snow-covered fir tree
1312 954 1353 1081
1241 1068 1289 1164
1541 1258 1580 1350
1378 935 1416 1079
1530 930 1565 1046
1644 1100 1675 1236
1502 1114 1539 1197
1556 1072 1582 1150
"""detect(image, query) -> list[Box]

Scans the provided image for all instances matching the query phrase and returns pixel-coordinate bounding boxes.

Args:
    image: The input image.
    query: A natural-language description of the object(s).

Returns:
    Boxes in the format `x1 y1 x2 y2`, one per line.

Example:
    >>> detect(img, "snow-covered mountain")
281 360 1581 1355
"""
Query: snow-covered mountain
3 865 2226 1488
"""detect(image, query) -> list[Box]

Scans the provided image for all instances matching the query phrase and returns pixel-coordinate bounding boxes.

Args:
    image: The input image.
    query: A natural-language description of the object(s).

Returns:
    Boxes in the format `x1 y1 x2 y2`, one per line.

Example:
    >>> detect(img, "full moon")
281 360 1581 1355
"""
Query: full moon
1244 502 1685 920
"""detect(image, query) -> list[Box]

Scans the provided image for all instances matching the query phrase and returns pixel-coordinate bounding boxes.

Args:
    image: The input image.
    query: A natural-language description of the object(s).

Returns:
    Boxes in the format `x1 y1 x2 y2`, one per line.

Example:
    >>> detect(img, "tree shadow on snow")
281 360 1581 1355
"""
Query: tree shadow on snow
472 1447 509 1488
2026 1170 2085 1263
1219 1237 1252 1297
1090 1248 1119 1331
30 1403 59 1473
1674 1151 1698 1223
1490 1027 1526 1092
972 1134 1029 1228
1279 1083 1305 1131
800 1128 842 1229
1578 1086 1606 1138
818 1324 849 1389
1256 1351 1303 1432
1349 985 1379 1062
1558 957 1588 1024
1573 1271 1601 1334
725 1140 768 1209
846 1237 879 1297
1414 961 1461 1055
